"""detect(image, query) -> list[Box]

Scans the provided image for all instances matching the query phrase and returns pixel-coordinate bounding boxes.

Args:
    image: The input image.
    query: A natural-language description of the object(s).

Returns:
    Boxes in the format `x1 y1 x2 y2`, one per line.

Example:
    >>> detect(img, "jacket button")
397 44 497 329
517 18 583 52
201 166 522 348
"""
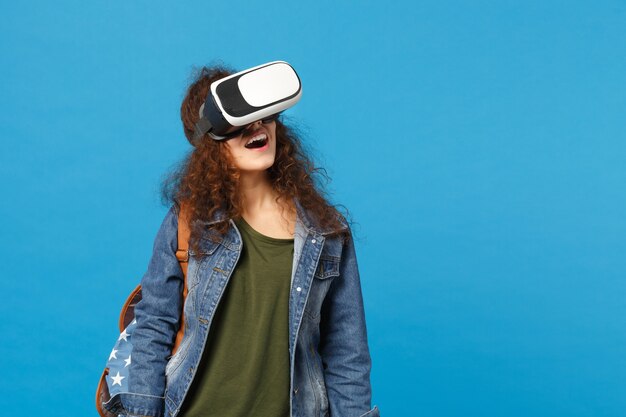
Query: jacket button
296 287 302 292
311 239 316 244
293 387 299 394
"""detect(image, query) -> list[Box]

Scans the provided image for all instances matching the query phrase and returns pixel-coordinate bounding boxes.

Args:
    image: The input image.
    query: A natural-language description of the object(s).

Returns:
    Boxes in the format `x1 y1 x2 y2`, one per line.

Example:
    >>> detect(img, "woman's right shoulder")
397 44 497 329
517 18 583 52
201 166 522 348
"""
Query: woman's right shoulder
162 203 183 225
160 204 180 226
150 204 181 253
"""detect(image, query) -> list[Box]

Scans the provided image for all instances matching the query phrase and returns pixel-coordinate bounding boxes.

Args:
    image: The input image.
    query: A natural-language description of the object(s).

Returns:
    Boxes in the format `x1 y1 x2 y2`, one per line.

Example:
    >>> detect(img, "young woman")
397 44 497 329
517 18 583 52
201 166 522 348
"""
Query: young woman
102 63 380 417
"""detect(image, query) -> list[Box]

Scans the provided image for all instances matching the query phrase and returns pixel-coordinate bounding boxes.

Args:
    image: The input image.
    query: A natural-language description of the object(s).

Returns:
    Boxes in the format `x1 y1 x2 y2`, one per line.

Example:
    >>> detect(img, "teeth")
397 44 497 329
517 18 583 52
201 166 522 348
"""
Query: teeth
246 134 267 146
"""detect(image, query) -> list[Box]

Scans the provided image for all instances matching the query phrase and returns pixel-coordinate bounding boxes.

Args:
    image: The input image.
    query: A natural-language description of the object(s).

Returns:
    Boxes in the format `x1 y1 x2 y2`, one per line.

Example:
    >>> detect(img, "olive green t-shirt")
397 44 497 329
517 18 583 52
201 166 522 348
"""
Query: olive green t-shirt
178 216 294 417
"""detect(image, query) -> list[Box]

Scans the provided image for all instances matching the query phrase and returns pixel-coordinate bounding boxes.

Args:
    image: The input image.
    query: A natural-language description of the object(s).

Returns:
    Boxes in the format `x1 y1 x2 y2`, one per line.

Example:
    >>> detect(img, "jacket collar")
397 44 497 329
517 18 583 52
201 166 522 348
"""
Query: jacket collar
196 196 348 236
293 197 348 236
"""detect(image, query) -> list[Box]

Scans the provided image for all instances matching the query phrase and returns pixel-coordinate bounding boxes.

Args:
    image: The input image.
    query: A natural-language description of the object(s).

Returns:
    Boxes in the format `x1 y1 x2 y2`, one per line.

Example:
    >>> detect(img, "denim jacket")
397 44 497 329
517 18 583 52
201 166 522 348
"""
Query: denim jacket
102 198 380 417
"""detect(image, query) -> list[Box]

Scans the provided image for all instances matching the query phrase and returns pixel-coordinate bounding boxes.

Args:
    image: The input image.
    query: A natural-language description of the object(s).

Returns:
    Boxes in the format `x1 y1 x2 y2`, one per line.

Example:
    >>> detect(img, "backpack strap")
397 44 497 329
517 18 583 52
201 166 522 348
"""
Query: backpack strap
97 205 194 417
173 203 191 355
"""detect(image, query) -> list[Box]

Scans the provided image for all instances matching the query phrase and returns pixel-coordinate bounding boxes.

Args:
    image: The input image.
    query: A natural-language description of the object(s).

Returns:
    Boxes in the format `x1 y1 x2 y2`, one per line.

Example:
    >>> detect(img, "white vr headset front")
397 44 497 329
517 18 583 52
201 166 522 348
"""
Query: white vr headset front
192 61 302 144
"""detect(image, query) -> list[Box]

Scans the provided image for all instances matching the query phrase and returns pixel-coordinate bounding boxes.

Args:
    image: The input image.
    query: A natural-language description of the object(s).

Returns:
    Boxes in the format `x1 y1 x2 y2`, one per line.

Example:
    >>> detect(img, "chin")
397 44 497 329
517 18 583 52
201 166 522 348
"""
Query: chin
242 158 276 172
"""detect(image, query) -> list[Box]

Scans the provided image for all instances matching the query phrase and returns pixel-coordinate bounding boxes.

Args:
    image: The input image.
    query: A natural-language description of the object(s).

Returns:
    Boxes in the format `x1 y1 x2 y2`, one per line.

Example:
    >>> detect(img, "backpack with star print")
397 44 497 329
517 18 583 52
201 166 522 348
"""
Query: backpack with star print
95 205 192 417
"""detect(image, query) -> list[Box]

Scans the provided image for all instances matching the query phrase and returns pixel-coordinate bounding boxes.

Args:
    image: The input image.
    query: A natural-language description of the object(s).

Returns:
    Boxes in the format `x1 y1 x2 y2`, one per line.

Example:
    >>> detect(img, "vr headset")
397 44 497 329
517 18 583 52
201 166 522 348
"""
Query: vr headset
191 61 302 144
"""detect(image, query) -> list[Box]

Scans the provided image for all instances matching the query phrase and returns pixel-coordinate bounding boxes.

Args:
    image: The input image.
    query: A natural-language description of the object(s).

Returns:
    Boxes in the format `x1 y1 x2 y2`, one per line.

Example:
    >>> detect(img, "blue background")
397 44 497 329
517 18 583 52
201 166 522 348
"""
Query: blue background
1 1 625 416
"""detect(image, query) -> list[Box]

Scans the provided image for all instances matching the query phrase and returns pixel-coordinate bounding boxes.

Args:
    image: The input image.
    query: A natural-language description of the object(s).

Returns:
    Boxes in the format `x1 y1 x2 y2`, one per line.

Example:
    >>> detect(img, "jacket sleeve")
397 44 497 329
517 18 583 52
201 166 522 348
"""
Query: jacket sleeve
319 232 380 417
103 205 184 417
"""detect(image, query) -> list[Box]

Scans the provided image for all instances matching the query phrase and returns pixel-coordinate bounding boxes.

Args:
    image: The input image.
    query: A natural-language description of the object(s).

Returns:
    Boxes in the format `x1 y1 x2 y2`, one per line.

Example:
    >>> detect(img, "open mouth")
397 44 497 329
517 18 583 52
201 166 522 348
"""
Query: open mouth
244 133 269 149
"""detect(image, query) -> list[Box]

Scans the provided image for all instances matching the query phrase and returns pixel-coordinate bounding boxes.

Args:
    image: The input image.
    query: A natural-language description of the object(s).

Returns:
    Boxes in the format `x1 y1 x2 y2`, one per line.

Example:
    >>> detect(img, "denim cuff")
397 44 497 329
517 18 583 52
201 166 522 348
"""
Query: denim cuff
359 405 381 417
102 392 165 417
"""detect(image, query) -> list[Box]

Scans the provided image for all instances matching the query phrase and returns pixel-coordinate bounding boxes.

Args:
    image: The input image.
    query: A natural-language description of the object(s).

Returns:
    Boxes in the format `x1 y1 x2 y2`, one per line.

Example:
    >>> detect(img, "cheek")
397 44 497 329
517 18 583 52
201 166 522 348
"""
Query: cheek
224 141 239 156
223 143 243 166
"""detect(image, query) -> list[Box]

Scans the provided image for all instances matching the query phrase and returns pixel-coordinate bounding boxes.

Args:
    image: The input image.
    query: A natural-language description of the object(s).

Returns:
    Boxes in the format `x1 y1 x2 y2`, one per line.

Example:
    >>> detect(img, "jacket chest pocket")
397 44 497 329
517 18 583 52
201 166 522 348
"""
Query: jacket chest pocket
187 239 223 289
315 256 341 279
304 256 340 322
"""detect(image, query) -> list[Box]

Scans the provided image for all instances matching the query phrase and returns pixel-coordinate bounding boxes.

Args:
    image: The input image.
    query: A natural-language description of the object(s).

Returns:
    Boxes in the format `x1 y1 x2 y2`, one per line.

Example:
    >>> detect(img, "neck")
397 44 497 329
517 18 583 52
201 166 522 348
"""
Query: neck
238 170 280 213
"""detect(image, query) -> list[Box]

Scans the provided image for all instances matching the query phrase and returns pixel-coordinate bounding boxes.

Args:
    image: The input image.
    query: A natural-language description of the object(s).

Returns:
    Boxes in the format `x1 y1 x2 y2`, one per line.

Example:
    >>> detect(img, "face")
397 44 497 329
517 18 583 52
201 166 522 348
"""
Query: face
223 119 277 173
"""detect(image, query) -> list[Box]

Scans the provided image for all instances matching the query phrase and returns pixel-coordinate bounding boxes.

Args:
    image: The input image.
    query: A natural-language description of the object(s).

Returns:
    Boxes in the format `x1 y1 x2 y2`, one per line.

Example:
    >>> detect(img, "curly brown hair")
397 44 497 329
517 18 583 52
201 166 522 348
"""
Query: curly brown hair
159 63 354 256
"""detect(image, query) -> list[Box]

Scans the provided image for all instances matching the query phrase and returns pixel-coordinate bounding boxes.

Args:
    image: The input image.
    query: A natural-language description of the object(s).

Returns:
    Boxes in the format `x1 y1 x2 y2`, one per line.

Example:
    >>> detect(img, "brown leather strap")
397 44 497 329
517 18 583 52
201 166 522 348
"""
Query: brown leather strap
173 203 191 355
97 204 193 417
118 284 142 332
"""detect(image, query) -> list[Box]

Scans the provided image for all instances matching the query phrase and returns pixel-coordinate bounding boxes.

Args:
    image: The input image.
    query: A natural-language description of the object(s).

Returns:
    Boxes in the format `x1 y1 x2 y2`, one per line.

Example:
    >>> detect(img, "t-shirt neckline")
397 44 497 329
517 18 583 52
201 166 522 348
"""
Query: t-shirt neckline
234 216 295 244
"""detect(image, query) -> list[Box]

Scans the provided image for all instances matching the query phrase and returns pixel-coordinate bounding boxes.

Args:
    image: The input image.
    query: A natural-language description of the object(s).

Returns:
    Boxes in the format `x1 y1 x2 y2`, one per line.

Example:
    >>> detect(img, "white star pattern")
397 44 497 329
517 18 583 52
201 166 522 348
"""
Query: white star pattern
105 315 139 395
111 371 125 386
118 329 129 342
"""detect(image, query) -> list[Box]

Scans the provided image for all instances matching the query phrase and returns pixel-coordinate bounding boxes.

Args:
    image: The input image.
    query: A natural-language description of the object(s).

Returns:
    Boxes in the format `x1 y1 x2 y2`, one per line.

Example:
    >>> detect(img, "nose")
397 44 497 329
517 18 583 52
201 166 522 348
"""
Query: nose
242 119 263 134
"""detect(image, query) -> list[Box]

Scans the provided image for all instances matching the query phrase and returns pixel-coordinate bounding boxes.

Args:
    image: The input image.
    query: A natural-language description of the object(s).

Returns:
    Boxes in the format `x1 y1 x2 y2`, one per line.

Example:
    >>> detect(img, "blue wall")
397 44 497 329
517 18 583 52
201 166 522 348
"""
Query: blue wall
1 1 624 416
